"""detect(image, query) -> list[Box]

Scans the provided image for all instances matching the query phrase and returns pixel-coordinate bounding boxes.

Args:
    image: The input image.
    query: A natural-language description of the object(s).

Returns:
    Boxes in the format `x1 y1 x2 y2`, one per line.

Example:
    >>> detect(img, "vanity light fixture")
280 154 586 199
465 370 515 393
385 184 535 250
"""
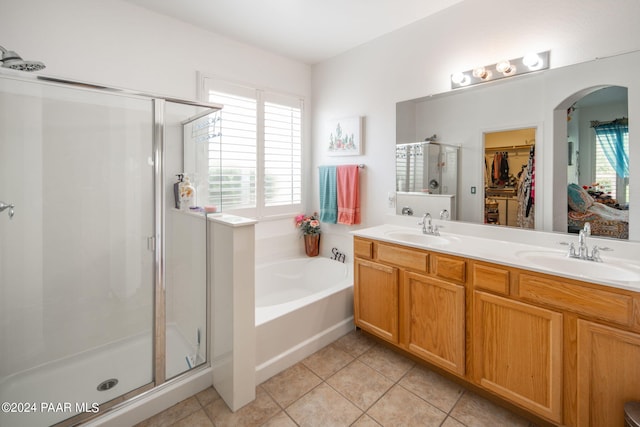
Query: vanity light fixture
451 50 550 89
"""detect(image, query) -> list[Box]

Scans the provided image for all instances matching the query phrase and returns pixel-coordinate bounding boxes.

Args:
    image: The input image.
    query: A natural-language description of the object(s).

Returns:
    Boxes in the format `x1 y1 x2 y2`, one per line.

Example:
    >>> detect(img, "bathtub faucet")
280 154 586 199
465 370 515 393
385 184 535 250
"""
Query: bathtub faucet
331 247 346 263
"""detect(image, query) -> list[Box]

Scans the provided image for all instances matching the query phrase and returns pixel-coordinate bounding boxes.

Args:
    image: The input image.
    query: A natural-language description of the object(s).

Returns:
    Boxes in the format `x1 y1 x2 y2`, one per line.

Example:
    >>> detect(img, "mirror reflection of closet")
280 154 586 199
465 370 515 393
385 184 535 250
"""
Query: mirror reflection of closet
484 128 536 228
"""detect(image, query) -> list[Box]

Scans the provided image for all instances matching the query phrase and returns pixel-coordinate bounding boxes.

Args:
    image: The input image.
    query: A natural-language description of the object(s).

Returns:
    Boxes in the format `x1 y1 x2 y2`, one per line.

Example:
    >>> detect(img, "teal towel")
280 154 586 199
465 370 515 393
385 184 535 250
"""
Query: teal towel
319 166 337 223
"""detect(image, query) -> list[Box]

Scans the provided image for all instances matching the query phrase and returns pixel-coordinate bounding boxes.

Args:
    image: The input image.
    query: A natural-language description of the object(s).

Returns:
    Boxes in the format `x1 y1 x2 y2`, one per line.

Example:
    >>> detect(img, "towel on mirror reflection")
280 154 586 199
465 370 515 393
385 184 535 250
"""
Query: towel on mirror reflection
319 165 337 223
337 164 360 225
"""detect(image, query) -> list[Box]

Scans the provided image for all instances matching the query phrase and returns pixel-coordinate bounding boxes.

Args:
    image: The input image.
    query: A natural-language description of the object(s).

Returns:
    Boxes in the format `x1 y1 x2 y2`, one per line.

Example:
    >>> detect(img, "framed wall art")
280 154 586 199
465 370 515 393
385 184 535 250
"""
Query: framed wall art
327 116 363 156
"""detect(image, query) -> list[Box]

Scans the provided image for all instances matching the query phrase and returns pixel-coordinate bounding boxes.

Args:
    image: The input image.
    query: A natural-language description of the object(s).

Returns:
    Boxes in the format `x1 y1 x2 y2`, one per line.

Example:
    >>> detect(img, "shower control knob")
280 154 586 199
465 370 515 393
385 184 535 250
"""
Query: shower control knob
0 201 15 219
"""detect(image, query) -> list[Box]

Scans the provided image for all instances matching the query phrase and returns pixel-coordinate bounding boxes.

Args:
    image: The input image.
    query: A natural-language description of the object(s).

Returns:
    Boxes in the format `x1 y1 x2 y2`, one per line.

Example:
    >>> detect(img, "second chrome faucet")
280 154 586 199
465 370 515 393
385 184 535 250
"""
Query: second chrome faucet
568 222 603 262
418 212 440 236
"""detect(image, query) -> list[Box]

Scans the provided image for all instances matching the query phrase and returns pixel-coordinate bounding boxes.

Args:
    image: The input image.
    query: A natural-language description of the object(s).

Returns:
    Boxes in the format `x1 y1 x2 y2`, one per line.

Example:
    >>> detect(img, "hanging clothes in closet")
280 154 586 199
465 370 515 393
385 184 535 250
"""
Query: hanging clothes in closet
516 145 535 228
491 152 510 186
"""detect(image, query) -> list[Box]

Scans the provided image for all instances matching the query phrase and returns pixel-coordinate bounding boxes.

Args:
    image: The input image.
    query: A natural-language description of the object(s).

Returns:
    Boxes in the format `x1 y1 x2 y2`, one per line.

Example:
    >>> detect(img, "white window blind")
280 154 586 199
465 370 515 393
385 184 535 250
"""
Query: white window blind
208 90 257 211
203 77 303 217
264 99 302 207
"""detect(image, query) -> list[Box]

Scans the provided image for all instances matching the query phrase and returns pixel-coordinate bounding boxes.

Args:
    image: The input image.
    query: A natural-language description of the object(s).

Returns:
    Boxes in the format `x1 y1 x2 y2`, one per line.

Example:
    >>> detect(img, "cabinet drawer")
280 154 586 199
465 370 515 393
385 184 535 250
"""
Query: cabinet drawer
377 243 428 272
518 273 633 327
473 263 510 295
432 254 466 283
354 238 373 259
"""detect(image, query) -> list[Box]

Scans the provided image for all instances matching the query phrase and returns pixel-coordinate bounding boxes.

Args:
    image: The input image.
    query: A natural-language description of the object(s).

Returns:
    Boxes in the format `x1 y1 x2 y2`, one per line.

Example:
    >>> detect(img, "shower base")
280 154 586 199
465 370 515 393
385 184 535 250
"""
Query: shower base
0 324 199 427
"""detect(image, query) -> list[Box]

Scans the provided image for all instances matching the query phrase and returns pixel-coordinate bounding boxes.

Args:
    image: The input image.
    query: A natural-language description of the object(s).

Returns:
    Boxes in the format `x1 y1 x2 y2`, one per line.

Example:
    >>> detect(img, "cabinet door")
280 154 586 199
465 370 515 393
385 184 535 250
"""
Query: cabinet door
354 258 399 344
404 272 465 375
473 291 563 423
577 320 640 427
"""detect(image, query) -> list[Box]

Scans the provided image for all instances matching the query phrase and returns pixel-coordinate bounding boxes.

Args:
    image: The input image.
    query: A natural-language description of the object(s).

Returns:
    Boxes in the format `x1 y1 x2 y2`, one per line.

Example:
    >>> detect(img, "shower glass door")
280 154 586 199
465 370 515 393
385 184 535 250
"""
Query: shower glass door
0 75 155 427
163 101 215 380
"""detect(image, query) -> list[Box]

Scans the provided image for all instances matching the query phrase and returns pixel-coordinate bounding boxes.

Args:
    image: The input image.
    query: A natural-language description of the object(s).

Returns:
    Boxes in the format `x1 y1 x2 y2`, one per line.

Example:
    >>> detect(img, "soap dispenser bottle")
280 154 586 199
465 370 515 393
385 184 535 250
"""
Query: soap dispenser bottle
174 174 184 209
179 176 196 210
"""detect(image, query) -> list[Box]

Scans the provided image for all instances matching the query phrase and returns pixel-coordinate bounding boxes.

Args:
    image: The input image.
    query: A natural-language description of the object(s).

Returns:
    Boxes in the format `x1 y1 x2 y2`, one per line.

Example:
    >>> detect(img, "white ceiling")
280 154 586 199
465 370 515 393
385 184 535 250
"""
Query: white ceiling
123 0 463 64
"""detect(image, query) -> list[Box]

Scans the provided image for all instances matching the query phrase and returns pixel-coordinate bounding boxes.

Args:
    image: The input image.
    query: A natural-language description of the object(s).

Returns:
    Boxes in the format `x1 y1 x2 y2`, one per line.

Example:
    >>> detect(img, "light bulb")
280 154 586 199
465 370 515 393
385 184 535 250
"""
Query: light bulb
496 60 515 76
523 52 542 70
451 72 470 86
472 66 491 80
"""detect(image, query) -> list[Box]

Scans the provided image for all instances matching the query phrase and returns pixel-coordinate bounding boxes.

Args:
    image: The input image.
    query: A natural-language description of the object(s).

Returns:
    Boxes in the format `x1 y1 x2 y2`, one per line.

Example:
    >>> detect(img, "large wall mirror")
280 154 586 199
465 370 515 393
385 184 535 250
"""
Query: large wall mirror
396 49 639 241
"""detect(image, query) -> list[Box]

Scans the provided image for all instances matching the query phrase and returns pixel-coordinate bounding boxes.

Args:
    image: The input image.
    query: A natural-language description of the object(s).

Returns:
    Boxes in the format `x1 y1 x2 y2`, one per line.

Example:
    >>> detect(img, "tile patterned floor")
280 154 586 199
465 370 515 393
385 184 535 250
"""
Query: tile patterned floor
135 330 539 427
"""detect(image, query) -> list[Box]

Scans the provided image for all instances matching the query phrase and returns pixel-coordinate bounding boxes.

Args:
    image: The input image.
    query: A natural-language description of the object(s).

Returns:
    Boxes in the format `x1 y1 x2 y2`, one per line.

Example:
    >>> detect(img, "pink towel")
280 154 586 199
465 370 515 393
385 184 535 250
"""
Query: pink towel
337 165 360 225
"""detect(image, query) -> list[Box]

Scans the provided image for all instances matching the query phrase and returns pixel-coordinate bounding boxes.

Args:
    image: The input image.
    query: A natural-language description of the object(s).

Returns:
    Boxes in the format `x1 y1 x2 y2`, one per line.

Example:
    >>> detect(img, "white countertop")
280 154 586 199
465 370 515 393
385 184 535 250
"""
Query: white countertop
352 221 640 292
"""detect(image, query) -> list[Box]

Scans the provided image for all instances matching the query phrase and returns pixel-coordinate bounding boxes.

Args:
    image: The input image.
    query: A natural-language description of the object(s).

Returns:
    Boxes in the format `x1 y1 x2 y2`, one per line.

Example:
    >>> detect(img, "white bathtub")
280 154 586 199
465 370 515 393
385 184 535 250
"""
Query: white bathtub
255 257 354 384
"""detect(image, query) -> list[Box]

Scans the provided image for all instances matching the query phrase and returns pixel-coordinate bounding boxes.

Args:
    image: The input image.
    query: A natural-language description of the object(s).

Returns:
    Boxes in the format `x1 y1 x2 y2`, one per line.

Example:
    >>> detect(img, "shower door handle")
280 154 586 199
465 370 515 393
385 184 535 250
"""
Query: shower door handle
0 201 14 219
147 236 156 251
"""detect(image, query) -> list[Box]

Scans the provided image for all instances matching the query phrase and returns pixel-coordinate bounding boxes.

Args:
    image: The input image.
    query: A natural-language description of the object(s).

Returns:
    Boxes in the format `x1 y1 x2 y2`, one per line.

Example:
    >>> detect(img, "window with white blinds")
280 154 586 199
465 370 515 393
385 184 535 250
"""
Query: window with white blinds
207 91 257 211
264 100 302 207
203 78 303 217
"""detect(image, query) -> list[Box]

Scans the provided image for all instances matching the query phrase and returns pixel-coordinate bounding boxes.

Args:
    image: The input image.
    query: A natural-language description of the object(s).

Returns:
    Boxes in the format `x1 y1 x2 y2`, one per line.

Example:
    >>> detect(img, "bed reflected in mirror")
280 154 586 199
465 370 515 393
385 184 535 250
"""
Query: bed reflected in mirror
565 85 629 239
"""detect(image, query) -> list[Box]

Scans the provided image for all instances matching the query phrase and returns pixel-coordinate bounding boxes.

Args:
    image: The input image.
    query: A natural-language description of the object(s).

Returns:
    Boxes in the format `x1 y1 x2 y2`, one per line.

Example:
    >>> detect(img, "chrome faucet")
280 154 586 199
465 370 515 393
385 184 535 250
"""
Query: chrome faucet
439 209 450 220
418 212 439 235
568 222 602 262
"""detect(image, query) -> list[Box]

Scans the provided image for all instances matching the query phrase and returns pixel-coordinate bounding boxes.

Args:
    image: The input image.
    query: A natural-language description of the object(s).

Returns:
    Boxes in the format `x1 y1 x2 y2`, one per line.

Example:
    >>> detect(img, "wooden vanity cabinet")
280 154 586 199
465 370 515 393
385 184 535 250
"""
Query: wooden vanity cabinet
403 271 465 375
472 290 563 423
576 320 640 427
471 263 563 423
353 235 640 426
353 237 466 376
353 258 399 344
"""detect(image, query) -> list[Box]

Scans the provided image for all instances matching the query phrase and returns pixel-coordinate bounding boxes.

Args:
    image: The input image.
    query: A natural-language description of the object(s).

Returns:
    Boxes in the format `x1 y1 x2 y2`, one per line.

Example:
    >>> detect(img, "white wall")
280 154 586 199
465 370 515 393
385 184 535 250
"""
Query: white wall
0 0 311 102
311 0 640 235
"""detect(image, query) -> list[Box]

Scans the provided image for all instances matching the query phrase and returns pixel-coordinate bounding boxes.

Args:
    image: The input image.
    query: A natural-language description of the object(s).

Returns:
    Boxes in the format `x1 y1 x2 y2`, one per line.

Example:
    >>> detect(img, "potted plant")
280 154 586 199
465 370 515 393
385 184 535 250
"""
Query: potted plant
295 213 321 256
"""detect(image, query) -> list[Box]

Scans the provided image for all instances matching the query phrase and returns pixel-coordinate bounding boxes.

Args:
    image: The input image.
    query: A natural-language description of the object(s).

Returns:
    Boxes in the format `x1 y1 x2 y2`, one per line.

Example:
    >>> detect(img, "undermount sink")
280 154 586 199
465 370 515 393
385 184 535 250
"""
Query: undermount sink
515 250 640 282
384 230 459 247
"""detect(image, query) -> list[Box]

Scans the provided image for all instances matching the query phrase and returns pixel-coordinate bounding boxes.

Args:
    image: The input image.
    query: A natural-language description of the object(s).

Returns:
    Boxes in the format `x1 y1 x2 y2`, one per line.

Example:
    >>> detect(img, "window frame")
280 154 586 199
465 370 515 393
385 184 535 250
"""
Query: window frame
198 74 304 219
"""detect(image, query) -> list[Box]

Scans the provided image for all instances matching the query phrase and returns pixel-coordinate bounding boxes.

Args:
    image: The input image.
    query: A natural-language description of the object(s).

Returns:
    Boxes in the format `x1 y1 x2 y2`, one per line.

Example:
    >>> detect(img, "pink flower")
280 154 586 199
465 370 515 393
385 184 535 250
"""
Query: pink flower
294 212 321 235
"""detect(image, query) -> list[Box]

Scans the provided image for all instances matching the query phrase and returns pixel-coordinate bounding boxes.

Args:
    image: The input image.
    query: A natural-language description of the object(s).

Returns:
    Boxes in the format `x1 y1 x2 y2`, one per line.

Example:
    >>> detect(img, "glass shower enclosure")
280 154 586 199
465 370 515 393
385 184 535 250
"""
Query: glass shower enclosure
0 72 219 426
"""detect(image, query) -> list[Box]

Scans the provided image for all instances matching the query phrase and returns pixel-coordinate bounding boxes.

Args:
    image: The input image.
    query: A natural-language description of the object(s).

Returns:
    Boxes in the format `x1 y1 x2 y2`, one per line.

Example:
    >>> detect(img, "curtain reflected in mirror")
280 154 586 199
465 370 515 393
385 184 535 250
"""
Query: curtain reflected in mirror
566 86 629 239
483 128 536 229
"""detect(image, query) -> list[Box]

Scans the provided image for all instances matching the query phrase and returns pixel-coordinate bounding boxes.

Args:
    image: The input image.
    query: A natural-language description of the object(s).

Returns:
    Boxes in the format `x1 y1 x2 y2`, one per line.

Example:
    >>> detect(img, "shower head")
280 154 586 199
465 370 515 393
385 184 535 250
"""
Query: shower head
0 45 45 72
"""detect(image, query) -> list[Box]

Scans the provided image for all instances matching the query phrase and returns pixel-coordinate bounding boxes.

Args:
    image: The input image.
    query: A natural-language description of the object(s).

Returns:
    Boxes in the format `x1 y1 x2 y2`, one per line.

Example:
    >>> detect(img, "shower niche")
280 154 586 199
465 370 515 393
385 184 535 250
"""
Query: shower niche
395 142 459 218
